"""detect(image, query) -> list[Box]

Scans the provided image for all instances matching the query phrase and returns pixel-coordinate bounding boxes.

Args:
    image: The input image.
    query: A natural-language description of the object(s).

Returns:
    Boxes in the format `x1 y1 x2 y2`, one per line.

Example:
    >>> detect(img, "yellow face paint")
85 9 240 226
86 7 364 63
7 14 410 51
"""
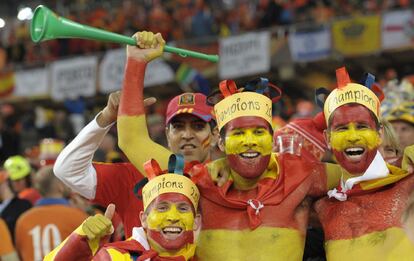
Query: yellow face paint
329 123 381 152
146 202 195 231
225 127 273 156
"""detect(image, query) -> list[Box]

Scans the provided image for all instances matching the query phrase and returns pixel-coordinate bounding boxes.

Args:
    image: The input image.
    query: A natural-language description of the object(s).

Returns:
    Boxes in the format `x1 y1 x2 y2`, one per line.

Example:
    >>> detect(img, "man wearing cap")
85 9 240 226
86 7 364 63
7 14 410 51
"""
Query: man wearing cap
45 156 201 261
53 70 217 238
386 101 414 152
4 155 41 205
117 31 347 260
313 68 414 260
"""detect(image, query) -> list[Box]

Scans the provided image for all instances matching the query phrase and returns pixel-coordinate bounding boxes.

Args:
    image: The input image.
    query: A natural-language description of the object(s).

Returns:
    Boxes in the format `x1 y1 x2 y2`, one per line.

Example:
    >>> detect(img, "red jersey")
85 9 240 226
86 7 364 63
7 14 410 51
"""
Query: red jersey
93 162 145 238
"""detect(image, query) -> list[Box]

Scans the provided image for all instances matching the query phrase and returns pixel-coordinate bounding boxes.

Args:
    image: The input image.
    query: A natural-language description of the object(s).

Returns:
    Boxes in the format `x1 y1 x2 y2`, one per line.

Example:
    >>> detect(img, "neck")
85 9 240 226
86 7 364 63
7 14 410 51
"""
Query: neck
149 240 196 261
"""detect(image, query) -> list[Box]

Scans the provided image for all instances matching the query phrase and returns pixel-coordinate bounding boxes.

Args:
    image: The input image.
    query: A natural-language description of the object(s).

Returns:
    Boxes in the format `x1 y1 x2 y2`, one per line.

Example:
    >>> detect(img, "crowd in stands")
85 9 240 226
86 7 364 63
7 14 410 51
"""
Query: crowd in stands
0 0 413 68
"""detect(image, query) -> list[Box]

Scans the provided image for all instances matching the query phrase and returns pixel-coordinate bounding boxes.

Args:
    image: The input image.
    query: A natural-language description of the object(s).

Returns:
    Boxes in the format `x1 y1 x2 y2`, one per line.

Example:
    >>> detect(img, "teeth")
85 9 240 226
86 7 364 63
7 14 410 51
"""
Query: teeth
162 227 182 233
182 144 196 149
241 152 259 158
345 148 364 153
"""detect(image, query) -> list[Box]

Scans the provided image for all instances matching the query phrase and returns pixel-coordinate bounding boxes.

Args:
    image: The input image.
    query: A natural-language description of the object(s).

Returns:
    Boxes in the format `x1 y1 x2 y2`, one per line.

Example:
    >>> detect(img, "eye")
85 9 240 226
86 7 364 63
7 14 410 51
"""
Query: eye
192 122 207 131
171 122 184 130
356 124 370 130
156 203 170 212
232 130 243 136
177 203 191 212
334 126 348 131
254 128 266 135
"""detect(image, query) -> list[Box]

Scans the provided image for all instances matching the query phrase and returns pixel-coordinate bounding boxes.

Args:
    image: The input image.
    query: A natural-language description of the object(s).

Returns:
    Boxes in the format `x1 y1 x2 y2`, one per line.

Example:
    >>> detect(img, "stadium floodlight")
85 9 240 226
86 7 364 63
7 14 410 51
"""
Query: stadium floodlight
0 18 5 28
17 7 33 21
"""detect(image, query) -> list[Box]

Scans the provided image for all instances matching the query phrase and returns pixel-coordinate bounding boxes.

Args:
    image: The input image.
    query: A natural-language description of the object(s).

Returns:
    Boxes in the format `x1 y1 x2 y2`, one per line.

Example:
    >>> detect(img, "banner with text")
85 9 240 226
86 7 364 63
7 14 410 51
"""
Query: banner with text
288 27 331 62
332 15 381 56
382 10 414 50
219 31 271 79
15 68 48 97
50 56 98 101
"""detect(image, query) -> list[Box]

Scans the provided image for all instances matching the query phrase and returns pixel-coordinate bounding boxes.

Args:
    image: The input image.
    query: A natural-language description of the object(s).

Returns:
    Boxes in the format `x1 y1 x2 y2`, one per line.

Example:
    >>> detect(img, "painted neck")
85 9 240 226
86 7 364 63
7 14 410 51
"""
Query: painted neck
150 241 196 261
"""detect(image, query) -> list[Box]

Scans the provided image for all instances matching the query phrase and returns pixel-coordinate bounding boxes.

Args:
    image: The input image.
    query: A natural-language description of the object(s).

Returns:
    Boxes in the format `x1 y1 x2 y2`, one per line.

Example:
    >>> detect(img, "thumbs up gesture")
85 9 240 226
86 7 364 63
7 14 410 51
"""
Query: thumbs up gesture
82 204 115 240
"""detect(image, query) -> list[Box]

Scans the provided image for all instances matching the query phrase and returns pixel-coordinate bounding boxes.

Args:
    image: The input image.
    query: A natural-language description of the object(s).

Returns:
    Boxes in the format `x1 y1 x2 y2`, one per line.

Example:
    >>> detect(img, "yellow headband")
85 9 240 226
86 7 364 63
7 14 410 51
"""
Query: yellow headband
324 83 380 125
142 174 200 211
213 92 272 131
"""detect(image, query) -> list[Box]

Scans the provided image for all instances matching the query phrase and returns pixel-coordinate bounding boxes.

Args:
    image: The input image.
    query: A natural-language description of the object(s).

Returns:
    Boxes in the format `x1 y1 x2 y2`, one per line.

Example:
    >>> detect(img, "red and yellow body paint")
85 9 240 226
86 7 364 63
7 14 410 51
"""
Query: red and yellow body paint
116 58 347 260
319 67 414 260
315 168 414 260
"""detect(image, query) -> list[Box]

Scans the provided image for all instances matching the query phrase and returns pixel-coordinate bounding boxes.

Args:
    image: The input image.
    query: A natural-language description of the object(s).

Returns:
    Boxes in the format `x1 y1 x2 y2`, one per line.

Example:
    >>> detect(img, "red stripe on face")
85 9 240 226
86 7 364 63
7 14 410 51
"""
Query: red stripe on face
226 116 271 132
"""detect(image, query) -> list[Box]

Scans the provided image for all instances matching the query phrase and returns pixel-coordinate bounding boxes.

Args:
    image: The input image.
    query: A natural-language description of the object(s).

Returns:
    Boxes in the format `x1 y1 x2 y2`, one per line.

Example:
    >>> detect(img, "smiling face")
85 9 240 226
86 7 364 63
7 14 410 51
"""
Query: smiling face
141 193 200 252
326 104 381 174
166 114 216 163
221 116 273 179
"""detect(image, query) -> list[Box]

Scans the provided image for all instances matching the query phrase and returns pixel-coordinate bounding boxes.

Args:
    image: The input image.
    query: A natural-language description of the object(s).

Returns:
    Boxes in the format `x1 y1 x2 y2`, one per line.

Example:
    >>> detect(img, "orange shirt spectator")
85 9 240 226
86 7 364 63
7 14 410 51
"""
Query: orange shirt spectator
15 166 88 261
15 201 87 261
0 218 18 260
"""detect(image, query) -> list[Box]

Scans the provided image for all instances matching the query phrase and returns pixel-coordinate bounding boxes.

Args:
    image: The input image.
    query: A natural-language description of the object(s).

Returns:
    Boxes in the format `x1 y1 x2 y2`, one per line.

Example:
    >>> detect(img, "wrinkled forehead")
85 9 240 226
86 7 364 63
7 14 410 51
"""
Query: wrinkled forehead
329 104 377 129
225 116 271 132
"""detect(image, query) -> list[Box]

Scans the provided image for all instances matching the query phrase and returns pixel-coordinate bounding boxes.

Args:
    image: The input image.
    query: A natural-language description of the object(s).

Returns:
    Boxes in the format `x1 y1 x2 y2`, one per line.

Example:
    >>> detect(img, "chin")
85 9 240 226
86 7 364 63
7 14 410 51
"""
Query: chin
227 154 270 179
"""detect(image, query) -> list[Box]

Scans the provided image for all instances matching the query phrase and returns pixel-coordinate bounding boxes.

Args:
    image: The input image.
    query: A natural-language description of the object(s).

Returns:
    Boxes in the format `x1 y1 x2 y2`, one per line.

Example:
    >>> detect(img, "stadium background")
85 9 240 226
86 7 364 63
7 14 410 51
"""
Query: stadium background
0 0 413 162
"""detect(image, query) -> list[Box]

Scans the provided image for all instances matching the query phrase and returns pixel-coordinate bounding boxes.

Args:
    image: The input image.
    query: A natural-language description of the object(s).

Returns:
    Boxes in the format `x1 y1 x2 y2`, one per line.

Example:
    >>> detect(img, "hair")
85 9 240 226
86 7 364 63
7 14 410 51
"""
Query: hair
380 118 401 156
33 166 60 197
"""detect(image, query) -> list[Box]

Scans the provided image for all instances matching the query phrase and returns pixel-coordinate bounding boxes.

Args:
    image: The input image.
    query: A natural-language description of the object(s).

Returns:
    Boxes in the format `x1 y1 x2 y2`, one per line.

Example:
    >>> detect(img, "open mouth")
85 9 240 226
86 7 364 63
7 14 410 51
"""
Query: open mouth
181 144 196 150
239 151 260 159
162 226 183 236
344 147 365 160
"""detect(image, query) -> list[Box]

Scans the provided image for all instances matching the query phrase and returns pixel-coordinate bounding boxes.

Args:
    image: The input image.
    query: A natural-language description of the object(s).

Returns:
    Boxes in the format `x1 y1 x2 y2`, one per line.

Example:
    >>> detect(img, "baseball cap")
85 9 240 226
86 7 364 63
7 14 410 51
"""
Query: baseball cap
165 93 214 125
4 155 31 181
386 101 414 125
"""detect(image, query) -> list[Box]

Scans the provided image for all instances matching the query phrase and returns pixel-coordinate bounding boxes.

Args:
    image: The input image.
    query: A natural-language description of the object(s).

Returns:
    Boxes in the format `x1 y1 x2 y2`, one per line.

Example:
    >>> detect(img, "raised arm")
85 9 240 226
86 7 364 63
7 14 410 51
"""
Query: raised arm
117 31 172 174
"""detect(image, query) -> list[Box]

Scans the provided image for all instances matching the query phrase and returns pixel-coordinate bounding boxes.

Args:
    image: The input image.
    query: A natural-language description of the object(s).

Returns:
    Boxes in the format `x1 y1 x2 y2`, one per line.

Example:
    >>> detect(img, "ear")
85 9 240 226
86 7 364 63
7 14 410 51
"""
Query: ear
323 129 331 150
139 211 147 228
193 213 202 231
210 126 219 148
218 135 225 152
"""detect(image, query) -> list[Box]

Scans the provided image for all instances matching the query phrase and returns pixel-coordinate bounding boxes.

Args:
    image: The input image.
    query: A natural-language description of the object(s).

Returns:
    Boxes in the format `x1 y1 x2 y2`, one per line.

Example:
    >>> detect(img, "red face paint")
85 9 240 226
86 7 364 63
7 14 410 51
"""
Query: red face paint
329 104 380 174
224 116 272 179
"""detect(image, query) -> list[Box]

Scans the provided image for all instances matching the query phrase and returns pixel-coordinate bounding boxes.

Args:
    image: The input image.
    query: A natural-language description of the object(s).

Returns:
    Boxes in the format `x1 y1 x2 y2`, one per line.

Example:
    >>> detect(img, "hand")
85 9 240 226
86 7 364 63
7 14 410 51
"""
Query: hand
97 91 157 127
82 204 115 240
127 31 165 62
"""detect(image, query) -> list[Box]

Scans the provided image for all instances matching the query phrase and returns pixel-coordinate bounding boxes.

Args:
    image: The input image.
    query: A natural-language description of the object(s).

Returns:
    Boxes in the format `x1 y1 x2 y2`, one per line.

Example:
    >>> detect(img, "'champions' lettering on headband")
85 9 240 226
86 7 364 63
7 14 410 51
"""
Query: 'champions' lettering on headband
214 92 272 131
142 174 200 210
324 83 380 124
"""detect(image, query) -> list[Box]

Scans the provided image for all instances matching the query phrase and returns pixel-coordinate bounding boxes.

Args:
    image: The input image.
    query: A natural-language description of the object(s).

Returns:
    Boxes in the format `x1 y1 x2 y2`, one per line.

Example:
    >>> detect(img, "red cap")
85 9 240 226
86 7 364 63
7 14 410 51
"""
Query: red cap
165 93 214 125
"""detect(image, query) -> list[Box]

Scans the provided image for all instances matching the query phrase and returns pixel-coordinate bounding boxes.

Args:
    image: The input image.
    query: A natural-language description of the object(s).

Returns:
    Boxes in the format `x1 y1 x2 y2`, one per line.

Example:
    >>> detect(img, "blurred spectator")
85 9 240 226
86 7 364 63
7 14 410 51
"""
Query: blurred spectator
0 217 19 261
95 133 122 163
386 101 414 152
3 155 41 205
0 113 21 164
379 118 402 166
0 170 32 242
15 166 88 261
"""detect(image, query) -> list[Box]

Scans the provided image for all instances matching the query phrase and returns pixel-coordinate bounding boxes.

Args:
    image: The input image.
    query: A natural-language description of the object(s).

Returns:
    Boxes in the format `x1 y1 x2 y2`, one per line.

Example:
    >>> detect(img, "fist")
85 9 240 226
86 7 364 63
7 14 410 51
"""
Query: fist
82 204 115 240
127 31 165 62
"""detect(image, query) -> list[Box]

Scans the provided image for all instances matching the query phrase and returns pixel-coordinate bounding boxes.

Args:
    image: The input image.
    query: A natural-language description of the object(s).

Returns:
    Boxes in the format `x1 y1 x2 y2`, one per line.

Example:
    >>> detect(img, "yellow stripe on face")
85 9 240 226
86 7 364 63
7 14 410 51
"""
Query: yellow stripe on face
325 227 414 261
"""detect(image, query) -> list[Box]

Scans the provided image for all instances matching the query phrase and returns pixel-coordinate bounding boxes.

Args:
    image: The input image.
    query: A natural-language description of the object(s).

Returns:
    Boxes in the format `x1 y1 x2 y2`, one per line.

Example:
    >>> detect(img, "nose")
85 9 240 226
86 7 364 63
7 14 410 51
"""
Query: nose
346 128 360 143
182 125 194 140
244 132 257 147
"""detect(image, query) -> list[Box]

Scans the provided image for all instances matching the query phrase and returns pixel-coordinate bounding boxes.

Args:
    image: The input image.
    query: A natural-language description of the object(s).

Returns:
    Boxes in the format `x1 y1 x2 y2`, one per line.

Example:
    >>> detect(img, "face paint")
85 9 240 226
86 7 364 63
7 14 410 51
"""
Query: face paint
328 105 381 174
224 117 273 179
145 193 195 251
